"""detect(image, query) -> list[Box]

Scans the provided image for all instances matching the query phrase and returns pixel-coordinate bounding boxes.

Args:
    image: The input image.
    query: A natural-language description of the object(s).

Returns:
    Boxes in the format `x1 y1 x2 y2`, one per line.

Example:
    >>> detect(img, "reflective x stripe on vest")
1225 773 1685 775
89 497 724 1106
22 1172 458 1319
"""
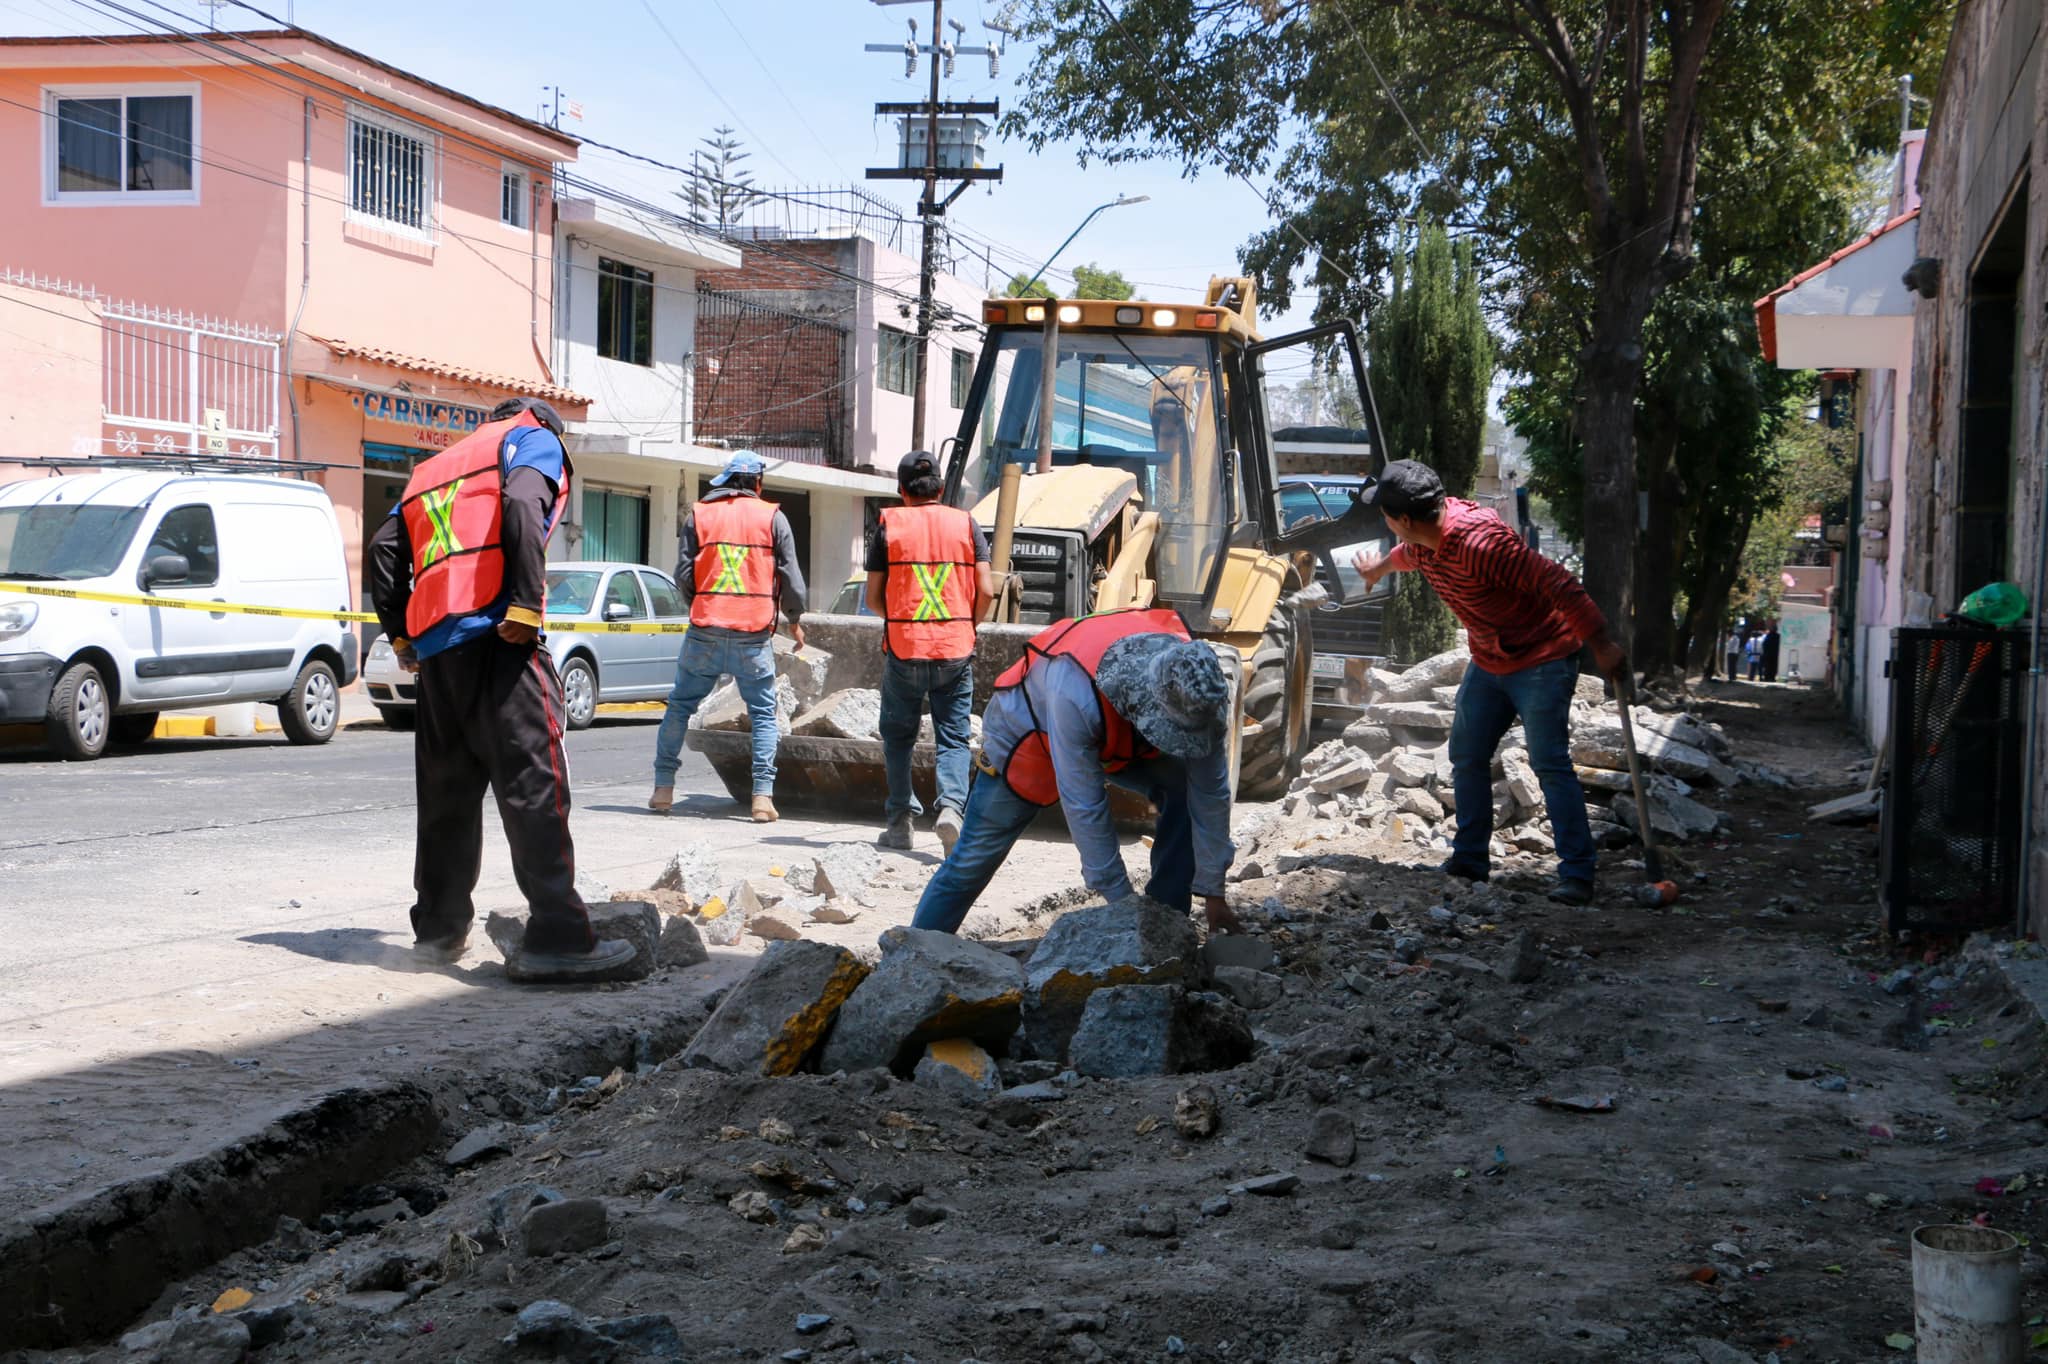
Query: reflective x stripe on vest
881 503 977 659
991 607 1191 806
400 412 569 641
690 494 779 632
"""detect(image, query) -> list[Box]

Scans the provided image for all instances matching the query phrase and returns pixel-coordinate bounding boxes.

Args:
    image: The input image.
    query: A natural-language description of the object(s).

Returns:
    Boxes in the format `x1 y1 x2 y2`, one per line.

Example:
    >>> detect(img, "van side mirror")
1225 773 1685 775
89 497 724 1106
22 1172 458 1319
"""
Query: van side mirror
145 554 190 586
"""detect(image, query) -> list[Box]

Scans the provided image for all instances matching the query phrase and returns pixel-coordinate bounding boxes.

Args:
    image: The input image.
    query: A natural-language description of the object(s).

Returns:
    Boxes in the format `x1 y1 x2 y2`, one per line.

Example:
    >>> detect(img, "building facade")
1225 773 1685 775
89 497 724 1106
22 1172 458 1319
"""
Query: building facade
0 28 582 612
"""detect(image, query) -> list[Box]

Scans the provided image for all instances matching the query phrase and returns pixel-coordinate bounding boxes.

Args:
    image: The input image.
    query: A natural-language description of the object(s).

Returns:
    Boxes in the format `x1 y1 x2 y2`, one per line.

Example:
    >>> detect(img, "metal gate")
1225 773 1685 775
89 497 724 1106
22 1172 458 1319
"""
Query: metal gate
100 299 282 458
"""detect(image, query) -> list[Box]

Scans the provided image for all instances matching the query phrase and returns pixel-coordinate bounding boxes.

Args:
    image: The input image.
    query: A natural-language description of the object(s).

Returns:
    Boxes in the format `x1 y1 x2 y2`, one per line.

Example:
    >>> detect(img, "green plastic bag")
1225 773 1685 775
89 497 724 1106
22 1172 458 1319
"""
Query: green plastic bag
1958 581 2029 627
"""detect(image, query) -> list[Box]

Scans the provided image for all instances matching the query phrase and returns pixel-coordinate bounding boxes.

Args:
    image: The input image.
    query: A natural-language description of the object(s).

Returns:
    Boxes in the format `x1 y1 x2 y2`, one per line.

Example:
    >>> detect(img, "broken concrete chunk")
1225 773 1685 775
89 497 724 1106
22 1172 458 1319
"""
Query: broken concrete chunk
1613 787 1723 842
790 843 883 904
486 901 656 983
1340 720 1396 756
698 672 800 737
747 914 804 942
1305 1108 1357 1166
1571 719 1715 779
1395 787 1445 822
1069 986 1253 1077
913 1038 1003 1101
1209 965 1284 1011
1174 1083 1222 1138
1021 896 1198 1062
790 688 883 741
574 869 612 906
1502 752 1544 809
521 1197 608 1257
695 894 745 948
1366 700 1456 730
681 940 871 1076
817 928 1025 1074
1308 756 1376 794
1386 751 1435 788
1374 647 1470 702
1199 934 1277 975
809 899 859 925
654 847 724 904
774 631 832 709
446 1122 517 1169
657 913 710 968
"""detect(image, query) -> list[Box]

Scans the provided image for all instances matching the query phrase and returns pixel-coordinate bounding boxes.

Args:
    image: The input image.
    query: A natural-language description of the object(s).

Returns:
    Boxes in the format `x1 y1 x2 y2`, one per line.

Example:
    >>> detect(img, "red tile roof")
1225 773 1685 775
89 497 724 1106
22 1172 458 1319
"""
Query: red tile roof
313 337 591 408
1754 209 1919 363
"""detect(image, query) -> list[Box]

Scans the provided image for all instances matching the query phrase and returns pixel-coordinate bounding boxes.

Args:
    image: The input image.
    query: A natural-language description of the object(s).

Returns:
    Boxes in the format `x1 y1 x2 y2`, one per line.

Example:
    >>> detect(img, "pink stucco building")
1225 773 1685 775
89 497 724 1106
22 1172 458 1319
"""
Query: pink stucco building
0 28 585 603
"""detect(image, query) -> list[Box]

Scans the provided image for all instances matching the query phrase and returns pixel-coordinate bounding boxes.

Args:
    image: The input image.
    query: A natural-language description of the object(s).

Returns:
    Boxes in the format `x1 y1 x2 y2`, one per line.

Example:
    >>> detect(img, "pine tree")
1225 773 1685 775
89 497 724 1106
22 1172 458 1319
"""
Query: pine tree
680 126 768 229
1366 223 1495 663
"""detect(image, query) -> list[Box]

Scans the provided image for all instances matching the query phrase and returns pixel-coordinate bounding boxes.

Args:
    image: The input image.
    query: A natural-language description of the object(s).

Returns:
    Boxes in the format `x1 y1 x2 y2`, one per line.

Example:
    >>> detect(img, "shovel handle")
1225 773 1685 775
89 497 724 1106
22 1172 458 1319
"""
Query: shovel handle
1613 671 1667 884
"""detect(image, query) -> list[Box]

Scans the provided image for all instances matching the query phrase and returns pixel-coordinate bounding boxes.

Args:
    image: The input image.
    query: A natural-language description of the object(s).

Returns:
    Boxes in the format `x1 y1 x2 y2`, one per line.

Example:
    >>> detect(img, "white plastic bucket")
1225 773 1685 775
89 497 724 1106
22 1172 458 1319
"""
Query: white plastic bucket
1910 1224 2023 1364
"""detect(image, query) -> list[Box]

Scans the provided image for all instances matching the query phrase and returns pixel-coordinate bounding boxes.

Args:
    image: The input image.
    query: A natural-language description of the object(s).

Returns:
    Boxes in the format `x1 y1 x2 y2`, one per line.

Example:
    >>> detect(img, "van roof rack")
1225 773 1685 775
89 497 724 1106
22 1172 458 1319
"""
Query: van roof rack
9 455 354 479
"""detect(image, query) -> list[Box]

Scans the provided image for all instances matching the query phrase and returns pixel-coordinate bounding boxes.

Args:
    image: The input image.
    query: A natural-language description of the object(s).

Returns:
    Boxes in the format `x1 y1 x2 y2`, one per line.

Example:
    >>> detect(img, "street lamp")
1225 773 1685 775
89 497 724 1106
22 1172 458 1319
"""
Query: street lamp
1017 193 1150 296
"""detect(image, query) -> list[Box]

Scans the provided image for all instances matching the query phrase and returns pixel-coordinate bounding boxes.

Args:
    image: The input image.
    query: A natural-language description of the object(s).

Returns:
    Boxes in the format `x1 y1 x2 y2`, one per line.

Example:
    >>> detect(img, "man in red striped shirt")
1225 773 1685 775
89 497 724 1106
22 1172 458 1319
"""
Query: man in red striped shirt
1353 460 1626 905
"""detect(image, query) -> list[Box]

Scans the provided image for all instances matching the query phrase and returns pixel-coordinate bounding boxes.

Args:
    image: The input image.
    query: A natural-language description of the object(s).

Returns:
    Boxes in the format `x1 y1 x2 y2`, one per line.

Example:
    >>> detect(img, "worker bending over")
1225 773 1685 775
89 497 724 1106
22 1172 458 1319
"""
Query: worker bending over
651 450 807 822
866 449 995 854
911 608 1241 935
1351 460 1625 905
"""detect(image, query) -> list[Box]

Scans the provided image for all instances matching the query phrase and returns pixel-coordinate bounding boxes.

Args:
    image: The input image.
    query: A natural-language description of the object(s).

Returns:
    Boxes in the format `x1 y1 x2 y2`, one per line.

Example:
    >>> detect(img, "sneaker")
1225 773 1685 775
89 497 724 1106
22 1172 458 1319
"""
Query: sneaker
413 933 470 966
934 806 963 856
1439 858 1489 884
751 795 779 823
1546 878 1596 906
878 812 913 850
515 937 636 981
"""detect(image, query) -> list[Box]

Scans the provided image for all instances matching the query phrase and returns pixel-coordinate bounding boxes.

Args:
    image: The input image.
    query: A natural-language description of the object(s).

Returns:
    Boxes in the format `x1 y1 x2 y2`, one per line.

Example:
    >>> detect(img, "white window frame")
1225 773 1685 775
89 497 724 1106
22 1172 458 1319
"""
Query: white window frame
344 101 438 240
500 161 530 231
42 82 201 206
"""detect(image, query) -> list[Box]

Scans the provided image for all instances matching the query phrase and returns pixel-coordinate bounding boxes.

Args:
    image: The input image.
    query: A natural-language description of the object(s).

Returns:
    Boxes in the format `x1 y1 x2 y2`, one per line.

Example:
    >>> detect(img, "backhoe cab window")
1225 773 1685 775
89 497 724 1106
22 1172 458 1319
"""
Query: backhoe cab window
953 330 1231 604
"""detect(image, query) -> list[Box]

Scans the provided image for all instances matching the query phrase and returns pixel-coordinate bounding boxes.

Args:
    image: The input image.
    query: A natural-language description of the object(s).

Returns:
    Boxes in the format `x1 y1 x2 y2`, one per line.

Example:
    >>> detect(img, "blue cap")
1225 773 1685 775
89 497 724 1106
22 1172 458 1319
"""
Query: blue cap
710 450 766 488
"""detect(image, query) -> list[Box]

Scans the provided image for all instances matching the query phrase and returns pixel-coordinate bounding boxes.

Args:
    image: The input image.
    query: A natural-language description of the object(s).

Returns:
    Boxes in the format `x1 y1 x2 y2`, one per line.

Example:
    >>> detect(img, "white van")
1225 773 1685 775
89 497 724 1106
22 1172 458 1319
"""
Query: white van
0 469 358 759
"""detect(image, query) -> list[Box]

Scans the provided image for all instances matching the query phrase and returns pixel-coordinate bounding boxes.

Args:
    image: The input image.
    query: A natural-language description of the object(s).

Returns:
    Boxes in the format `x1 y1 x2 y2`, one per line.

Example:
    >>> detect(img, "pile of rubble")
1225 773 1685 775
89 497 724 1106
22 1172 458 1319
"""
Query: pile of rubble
1282 646 1749 864
688 635 983 747
681 895 1256 1090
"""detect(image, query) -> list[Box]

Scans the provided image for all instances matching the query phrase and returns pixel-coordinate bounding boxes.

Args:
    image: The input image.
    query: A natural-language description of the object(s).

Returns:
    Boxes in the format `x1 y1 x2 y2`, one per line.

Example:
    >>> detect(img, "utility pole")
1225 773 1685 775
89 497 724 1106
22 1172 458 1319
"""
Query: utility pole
864 1 1004 452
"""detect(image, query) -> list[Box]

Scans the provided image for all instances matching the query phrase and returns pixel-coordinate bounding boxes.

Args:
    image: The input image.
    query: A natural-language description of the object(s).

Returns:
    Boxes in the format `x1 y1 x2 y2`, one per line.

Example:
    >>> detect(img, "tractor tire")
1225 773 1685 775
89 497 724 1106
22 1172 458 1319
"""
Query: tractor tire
1236 597 1314 802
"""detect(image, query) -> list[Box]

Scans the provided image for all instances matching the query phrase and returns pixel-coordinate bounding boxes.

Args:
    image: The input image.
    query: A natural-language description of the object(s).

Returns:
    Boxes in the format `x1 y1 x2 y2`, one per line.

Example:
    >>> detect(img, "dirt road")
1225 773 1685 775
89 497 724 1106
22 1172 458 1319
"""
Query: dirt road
13 687 2048 1363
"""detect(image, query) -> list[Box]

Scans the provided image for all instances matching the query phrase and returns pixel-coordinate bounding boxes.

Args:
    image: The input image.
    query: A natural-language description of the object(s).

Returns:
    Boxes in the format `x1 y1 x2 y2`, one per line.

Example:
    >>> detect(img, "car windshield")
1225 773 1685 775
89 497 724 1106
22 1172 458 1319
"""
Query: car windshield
949 329 1232 603
546 570 602 615
0 502 147 580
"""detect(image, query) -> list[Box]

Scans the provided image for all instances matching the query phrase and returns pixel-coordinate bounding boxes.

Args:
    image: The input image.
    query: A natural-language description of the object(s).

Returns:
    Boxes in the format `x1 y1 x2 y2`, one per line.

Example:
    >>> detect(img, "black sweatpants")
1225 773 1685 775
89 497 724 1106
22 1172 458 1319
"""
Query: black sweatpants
409 633 595 954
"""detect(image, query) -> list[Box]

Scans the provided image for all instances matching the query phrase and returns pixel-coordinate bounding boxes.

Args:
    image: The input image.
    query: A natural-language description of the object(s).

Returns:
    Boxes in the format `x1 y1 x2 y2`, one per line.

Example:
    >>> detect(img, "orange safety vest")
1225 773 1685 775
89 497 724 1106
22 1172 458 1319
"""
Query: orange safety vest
690 494 779 631
400 412 568 640
992 607 1192 806
880 502 979 660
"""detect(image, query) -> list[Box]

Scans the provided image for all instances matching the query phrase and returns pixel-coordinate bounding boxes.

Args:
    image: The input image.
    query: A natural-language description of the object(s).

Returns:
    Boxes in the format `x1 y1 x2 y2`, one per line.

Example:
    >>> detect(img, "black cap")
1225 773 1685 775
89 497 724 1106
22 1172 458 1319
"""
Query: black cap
897 449 940 482
489 396 564 437
1359 459 1445 516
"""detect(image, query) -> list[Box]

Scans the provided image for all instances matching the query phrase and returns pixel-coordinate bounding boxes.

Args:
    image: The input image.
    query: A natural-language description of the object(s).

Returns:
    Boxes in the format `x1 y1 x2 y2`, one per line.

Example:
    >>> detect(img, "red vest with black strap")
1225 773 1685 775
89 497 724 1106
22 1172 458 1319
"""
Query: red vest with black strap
992 607 1192 806
400 412 567 640
690 494 780 631
881 502 978 660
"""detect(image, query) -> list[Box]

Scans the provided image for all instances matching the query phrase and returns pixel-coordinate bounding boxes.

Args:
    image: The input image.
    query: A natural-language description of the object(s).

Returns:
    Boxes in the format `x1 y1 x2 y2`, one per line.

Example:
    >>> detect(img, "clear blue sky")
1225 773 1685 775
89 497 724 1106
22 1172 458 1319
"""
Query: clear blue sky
2 0 1320 331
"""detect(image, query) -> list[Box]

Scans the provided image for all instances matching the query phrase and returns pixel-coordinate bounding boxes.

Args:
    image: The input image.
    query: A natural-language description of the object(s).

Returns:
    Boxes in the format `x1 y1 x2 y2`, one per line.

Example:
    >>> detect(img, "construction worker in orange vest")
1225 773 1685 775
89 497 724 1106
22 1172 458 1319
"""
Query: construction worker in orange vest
910 608 1244 937
650 451 808 823
366 396 634 980
866 450 996 854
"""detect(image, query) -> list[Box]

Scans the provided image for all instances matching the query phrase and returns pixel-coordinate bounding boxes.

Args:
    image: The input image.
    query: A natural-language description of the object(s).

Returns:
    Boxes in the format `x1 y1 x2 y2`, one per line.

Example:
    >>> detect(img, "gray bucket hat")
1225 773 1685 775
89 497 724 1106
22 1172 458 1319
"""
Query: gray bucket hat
1096 633 1232 759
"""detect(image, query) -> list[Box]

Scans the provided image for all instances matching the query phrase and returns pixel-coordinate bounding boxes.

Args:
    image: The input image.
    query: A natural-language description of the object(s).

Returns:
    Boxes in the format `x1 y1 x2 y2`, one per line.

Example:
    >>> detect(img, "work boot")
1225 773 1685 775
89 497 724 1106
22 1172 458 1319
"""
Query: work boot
934 806 963 856
413 933 469 967
515 938 636 981
878 812 913 850
1546 878 1595 907
1439 857 1489 884
751 795 779 824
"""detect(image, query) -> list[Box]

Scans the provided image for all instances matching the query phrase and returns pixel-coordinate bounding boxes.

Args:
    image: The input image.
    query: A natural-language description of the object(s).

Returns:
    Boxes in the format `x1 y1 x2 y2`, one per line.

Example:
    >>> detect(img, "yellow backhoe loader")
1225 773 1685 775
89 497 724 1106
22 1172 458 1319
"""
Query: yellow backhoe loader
688 276 1396 810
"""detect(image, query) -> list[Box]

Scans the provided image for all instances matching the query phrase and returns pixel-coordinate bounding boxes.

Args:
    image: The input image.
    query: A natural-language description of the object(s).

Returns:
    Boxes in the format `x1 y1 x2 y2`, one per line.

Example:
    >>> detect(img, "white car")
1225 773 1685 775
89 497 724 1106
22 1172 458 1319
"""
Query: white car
0 468 357 759
365 560 688 730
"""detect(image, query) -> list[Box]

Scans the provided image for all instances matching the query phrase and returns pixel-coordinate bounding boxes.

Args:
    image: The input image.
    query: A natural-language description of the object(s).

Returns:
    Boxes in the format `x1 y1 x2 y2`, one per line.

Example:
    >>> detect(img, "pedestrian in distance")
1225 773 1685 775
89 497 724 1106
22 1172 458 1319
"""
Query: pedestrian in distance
910 608 1242 937
649 451 808 823
1723 627 1742 682
1745 632 1764 681
1350 459 1626 906
867 450 995 855
367 397 633 979
1762 622 1782 683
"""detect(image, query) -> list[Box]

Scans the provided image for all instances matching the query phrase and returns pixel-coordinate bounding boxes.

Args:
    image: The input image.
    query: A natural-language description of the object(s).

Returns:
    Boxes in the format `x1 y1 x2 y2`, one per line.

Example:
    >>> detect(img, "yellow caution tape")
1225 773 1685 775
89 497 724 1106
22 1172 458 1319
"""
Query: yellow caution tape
0 580 694 635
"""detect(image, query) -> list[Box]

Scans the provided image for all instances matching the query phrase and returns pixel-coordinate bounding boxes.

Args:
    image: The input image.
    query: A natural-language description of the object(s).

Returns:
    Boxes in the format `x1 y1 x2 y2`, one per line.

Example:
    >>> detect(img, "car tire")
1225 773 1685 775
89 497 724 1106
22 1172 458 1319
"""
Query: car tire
46 660 112 761
279 659 340 745
109 711 160 746
377 705 416 731
560 655 597 731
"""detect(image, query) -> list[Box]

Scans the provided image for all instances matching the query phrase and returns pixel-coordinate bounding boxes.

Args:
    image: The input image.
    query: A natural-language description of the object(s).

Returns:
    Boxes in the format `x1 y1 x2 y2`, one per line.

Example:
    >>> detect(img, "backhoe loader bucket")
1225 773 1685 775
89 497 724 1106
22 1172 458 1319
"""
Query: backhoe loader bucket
683 613 1040 813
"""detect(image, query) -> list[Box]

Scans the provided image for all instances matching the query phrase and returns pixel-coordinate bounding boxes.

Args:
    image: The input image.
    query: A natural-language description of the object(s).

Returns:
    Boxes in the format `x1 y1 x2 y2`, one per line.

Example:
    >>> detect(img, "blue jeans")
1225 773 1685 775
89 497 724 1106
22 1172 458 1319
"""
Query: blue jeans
1449 657 1597 885
911 756 1195 933
652 629 778 795
880 654 974 821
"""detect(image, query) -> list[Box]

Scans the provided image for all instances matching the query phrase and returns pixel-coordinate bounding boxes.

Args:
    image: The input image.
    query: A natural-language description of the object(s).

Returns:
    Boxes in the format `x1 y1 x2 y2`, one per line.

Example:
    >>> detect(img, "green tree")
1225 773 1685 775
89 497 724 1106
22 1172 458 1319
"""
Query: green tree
680 126 767 229
1001 0 1942 656
1004 261 1134 299
1367 223 1494 662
